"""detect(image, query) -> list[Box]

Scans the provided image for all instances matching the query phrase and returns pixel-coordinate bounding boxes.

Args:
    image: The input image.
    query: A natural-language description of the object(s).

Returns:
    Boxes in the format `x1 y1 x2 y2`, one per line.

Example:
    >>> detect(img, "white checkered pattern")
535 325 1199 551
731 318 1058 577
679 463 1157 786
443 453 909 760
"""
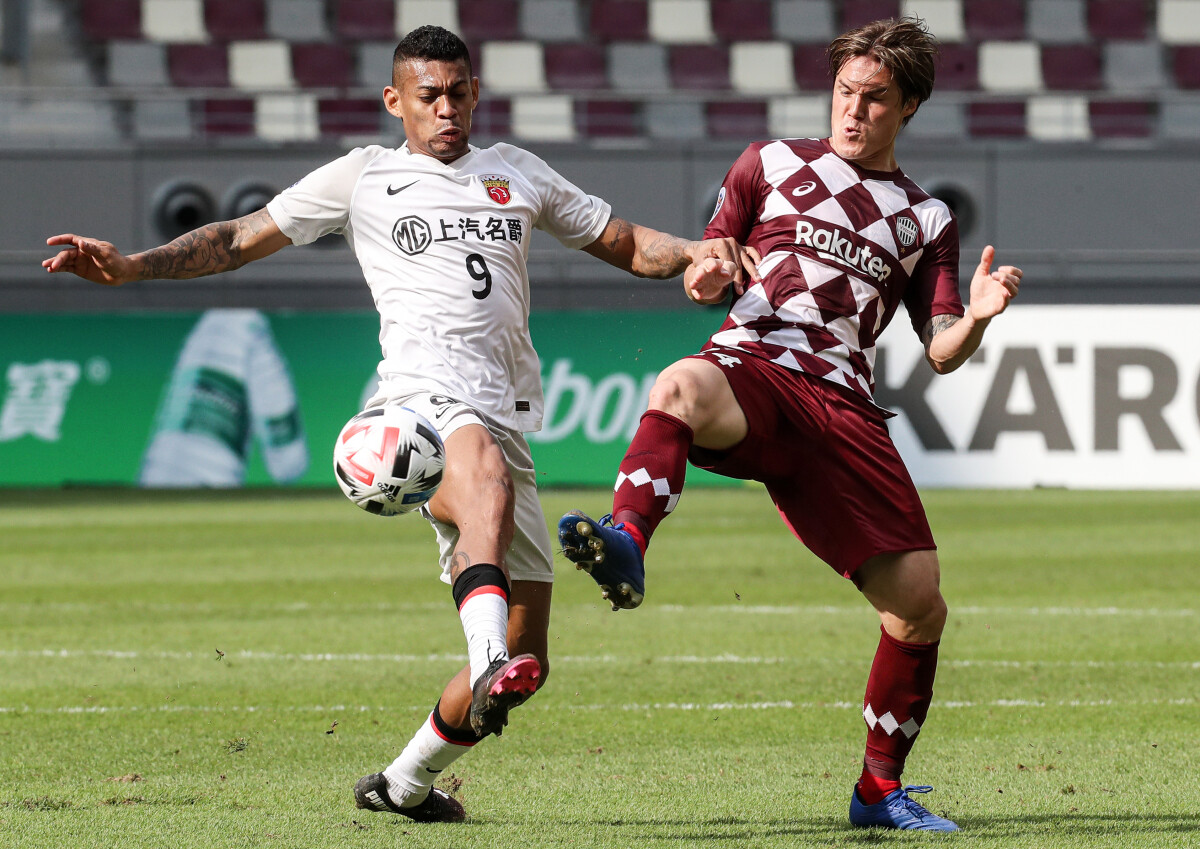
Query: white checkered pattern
615 466 682 514
863 703 922 739
704 138 963 404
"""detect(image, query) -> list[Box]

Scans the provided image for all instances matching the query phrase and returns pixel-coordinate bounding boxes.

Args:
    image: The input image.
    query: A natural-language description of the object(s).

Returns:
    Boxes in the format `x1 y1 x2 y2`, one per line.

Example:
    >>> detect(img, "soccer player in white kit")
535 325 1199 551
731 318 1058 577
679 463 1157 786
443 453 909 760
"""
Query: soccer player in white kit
42 26 755 823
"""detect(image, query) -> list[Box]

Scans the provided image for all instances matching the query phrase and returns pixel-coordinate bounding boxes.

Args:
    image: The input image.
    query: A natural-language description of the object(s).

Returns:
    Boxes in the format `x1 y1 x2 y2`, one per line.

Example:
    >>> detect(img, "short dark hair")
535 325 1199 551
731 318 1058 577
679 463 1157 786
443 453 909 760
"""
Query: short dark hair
827 17 939 125
392 25 472 84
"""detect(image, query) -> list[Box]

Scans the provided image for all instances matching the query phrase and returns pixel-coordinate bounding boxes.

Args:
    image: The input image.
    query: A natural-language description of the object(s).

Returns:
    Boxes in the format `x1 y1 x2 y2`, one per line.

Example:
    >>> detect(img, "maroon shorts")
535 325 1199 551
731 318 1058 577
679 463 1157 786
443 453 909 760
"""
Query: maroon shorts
686 350 935 578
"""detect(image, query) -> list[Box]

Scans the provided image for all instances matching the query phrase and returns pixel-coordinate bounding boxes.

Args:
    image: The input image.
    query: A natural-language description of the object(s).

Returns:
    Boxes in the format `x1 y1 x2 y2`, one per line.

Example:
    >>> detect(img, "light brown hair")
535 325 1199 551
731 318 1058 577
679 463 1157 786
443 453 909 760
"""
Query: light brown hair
827 17 939 125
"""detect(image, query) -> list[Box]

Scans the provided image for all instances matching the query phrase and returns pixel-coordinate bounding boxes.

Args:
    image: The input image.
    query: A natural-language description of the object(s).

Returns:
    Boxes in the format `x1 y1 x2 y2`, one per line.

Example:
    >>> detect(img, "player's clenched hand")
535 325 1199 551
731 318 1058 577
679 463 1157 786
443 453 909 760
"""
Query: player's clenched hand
684 257 741 304
42 234 138 286
968 244 1022 323
688 238 760 296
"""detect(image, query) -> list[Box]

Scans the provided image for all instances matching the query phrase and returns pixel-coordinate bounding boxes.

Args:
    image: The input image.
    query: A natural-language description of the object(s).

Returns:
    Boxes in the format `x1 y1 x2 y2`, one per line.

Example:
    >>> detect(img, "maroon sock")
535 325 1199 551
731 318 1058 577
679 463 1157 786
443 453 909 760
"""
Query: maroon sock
859 626 940 801
611 410 693 552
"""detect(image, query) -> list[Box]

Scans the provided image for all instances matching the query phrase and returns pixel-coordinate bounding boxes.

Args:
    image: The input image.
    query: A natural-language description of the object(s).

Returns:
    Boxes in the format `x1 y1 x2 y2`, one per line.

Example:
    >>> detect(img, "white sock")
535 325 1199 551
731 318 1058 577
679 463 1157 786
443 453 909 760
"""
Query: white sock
458 588 509 686
383 713 475 807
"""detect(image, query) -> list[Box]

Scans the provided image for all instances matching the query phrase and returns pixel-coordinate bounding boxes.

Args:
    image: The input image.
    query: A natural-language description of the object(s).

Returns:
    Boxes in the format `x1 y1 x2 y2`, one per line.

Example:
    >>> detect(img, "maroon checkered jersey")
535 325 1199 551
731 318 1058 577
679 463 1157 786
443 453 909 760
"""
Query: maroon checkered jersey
703 138 964 404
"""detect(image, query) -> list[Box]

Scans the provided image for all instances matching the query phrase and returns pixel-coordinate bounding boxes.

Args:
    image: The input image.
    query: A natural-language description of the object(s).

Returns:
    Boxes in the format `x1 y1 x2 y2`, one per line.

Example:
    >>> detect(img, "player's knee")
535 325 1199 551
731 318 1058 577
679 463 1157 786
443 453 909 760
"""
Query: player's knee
648 367 706 421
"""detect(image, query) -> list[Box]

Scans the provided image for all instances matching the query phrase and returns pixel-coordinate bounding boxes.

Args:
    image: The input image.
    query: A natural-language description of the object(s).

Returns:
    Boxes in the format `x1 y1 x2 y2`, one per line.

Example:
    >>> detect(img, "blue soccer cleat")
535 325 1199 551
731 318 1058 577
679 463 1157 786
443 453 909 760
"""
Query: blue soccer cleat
849 785 959 832
558 511 645 611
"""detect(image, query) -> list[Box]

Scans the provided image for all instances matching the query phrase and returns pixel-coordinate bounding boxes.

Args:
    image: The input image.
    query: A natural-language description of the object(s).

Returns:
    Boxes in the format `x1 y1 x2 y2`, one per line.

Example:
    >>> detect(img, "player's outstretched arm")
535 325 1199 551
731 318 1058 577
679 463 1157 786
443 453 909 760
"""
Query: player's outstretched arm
43 208 291 286
582 216 759 291
923 245 1023 374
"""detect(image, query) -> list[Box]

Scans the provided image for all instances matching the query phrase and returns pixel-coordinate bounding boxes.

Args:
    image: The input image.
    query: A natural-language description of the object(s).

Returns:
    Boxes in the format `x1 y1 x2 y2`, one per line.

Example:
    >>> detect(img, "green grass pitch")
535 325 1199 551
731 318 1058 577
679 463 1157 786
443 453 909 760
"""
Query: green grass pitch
1 487 1198 848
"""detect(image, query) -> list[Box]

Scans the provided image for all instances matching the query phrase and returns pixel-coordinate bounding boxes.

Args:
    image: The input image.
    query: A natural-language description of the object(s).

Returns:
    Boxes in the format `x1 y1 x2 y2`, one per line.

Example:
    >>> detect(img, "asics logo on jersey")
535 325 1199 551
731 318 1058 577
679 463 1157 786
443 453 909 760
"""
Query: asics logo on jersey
795 220 892 283
387 180 419 195
791 181 817 197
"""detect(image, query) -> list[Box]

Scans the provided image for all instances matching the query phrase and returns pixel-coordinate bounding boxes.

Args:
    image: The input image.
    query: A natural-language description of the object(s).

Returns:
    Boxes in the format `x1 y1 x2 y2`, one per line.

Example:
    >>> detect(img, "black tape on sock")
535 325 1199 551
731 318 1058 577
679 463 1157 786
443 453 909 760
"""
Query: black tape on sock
451 563 510 610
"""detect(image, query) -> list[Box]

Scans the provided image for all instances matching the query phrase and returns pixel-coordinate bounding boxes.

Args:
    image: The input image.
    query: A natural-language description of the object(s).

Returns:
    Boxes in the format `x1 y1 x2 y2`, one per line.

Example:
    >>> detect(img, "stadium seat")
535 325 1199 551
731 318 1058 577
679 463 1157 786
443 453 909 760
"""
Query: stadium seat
1088 0 1149 40
481 41 546 93
711 0 773 41
650 0 716 44
107 41 169 88
357 42 394 86
1090 99 1156 137
730 42 795 93
229 41 295 91
519 0 583 41
1103 41 1167 92
397 0 460 36
767 94 828 138
1026 0 1088 43
1027 95 1091 141
707 100 768 139
978 41 1043 92
590 1 649 41
576 99 640 137
1158 0 1200 44
205 0 266 42
459 0 521 41
792 43 833 92
936 43 978 90
318 98 383 137
645 99 705 138
471 97 513 138
608 43 670 91
967 100 1025 137
202 98 255 136
335 0 395 41
169 44 230 88
840 0 900 32
670 45 730 90
143 0 207 43
81 0 142 41
292 44 356 90
512 95 575 141
964 0 1025 40
904 98 966 139
772 0 835 43
1160 99 1200 138
1041 44 1103 91
256 93 319 141
266 0 329 41
903 0 965 43
132 99 194 140
545 44 608 90
1172 45 1200 87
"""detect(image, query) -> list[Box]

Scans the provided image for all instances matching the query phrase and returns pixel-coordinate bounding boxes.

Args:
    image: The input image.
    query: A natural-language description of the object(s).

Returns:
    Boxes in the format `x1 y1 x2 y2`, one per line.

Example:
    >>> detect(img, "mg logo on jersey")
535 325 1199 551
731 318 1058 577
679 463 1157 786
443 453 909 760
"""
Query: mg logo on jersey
481 175 512 205
392 216 432 255
895 216 919 248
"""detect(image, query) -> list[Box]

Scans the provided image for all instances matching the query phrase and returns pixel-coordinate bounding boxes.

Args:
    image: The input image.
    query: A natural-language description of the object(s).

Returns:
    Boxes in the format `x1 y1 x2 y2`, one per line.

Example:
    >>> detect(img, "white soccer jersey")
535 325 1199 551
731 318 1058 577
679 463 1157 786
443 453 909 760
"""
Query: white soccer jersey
267 142 611 432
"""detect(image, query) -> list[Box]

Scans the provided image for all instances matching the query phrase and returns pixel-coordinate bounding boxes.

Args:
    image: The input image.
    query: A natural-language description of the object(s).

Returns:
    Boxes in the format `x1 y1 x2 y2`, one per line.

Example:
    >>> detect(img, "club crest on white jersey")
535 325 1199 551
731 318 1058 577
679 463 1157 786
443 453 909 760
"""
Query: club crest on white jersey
481 175 512 205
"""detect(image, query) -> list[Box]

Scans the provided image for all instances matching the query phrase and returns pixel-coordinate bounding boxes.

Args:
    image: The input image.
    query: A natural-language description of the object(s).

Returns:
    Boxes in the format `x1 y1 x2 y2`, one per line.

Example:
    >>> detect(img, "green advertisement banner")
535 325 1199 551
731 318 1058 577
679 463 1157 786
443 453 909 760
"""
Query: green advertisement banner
0 310 730 488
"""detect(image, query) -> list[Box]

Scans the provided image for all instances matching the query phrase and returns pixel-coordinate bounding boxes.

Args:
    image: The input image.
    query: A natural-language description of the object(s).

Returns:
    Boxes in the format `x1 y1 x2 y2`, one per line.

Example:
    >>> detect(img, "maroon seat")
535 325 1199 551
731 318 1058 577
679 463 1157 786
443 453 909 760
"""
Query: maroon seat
81 0 142 41
937 44 978 90
205 0 266 41
1172 45 1200 88
203 99 255 136
319 98 381 136
1088 0 1149 40
589 1 648 42
711 0 773 41
545 44 608 90
471 98 513 137
840 0 900 32
670 45 730 90
292 43 356 89
576 99 639 137
335 0 394 40
1090 100 1155 138
458 0 520 42
965 0 1025 40
968 101 1026 137
792 44 830 90
1041 45 1103 91
169 44 230 88
707 100 768 140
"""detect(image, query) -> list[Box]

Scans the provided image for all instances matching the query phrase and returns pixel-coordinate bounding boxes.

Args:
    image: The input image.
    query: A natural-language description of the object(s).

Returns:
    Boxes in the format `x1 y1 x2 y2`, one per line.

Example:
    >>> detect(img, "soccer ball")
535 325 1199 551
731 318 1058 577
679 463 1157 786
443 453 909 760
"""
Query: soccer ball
333 406 445 516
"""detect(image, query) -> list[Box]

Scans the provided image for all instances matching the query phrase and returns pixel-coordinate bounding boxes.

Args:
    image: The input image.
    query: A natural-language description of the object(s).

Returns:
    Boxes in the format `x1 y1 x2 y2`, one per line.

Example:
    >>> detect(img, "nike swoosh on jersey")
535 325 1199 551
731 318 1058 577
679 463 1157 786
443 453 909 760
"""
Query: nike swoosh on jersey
387 180 419 195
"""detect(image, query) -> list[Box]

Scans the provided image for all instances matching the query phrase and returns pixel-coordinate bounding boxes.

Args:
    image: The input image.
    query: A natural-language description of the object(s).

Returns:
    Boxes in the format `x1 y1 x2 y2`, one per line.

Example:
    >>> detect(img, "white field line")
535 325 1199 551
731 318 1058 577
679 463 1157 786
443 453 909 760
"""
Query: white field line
0 697 1196 717
2 649 1197 670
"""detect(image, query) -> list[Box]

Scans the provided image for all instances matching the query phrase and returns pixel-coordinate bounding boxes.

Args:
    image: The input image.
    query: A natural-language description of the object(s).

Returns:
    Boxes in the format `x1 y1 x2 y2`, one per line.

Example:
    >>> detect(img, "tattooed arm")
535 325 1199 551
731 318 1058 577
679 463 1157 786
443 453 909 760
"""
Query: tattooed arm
582 216 758 291
923 245 1024 374
42 208 291 286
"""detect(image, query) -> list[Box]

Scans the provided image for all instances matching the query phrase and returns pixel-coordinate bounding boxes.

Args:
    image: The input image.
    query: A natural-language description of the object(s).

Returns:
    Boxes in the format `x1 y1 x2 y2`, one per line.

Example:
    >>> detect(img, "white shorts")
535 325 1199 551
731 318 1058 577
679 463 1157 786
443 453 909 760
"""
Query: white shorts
363 387 554 585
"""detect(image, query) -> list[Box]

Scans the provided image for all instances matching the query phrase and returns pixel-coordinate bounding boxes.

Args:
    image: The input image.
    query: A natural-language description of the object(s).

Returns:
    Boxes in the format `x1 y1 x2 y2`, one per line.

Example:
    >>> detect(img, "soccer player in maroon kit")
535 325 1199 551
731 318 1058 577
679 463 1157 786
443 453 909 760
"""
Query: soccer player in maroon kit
560 17 1022 832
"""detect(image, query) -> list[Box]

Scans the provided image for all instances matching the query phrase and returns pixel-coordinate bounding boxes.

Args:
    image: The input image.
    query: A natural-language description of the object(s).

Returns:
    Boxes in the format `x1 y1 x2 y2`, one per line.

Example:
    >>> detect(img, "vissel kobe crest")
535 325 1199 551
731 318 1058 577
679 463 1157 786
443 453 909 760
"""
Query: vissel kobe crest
481 175 512 205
